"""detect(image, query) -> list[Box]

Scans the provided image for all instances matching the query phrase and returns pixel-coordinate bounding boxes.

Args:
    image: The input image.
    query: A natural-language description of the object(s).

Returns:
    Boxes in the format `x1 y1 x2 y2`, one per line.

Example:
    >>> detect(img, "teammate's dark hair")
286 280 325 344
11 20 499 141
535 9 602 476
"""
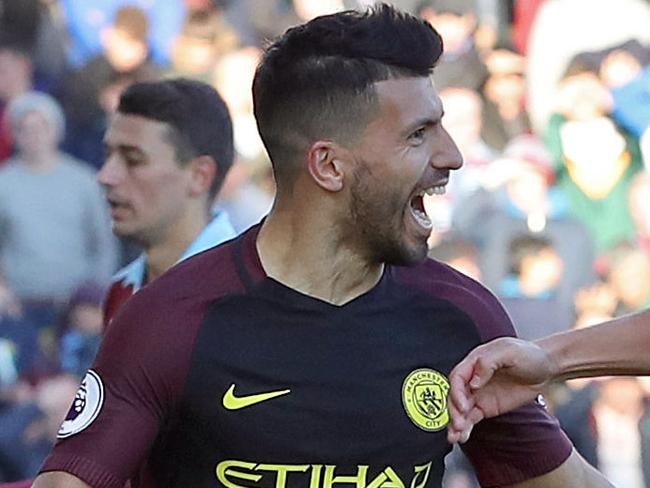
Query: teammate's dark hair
117 78 234 200
252 3 443 188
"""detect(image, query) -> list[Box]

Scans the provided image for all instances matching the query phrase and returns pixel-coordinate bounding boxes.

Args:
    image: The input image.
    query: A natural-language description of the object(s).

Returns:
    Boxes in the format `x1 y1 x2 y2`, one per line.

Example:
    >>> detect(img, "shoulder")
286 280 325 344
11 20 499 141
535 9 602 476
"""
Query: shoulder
58 154 98 181
113 237 245 333
0 160 22 182
392 259 496 308
98 238 247 385
392 259 515 341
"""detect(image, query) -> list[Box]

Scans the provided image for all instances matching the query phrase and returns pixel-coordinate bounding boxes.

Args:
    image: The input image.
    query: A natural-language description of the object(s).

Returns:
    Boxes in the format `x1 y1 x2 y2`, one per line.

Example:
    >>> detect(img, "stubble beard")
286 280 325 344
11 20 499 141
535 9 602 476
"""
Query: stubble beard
348 164 428 267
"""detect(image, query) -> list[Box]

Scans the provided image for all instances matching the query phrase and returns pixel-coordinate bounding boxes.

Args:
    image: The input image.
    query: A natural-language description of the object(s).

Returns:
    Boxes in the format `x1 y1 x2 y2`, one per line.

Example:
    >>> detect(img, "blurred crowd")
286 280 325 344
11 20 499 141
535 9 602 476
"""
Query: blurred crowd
0 0 649 485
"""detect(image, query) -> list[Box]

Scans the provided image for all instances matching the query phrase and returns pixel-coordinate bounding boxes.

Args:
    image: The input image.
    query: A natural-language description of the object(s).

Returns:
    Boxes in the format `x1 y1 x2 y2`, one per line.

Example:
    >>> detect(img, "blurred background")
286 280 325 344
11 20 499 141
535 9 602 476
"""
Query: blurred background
0 0 649 485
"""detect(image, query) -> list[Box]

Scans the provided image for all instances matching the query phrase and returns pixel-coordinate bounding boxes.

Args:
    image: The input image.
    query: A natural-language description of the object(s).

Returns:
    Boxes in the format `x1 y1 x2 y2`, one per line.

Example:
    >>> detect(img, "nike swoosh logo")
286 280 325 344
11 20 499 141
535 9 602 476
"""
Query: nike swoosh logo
222 384 291 410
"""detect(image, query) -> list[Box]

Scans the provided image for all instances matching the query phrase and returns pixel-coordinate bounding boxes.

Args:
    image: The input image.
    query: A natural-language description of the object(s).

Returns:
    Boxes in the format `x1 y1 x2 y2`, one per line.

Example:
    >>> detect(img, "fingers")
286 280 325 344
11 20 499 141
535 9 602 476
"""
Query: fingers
449 364 473 414
447 425 471 444
468 355 496 390
446 406 484 444
447 350 493 445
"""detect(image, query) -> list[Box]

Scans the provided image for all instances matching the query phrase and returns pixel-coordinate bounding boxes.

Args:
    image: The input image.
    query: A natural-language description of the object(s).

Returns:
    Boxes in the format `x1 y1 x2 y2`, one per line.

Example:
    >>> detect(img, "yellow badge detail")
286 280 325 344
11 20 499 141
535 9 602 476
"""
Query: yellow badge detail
222 384 291 411
401 368 450 432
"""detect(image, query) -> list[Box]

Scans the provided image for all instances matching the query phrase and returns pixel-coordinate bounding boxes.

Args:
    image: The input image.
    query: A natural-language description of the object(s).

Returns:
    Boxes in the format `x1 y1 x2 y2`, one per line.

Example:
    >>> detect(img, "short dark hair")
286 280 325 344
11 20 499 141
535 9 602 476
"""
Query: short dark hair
508 234 553 276
252 3 443 186
117 78 234 200
112 5 149 43
0 31 32 58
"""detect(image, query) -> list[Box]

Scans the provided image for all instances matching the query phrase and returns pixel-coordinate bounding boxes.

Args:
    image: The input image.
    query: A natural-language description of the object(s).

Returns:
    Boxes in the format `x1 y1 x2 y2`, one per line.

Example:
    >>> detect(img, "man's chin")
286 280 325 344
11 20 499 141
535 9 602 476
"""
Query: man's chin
111 222 138 241
380 239 429 267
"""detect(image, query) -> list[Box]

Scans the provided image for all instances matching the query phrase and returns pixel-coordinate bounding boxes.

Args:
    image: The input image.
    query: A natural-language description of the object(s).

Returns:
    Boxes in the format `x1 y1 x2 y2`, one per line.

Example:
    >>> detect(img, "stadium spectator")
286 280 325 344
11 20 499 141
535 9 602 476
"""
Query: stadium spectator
600 44 650 168
497 234 574 339
0 276 41 380
480 44 531 150
546 57 644 253
60 5 161 168
0 0 67 93
167 7 239 82
573 281 618 330
0 35 36 163
417 0 488 91
0 374 79 481
454 134 595 303
0 92 117 329
605 244 650 315
525 0 650 133
501 234 564 301
592 377 649 487
58 0 185 69
57 282 105 378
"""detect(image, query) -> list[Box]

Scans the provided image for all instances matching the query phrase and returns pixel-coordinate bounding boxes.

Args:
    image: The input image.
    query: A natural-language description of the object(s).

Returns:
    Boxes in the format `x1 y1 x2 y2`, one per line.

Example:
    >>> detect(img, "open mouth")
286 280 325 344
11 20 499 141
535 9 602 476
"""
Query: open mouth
409 184 447 230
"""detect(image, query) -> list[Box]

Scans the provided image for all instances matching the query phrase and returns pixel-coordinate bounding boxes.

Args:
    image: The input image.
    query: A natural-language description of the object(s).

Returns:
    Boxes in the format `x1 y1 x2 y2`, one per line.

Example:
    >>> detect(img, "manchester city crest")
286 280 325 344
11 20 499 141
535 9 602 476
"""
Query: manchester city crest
402 368 450 432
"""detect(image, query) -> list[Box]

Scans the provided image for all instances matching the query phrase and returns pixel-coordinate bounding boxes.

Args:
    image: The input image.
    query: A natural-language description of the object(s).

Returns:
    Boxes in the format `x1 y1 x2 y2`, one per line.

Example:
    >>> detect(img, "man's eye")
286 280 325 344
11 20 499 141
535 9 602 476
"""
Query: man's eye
410 128 426 141
124 154 145 166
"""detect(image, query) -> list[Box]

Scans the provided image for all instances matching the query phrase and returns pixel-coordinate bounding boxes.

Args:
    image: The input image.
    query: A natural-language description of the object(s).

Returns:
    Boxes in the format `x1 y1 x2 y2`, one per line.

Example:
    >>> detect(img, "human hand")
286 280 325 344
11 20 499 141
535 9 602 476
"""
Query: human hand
446 337 556 444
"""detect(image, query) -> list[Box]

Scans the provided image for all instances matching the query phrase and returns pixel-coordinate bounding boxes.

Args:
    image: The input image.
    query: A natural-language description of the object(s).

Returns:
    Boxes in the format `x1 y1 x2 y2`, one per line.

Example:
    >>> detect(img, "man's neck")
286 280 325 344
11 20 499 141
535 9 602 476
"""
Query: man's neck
256 204 384 306
144 209 210 284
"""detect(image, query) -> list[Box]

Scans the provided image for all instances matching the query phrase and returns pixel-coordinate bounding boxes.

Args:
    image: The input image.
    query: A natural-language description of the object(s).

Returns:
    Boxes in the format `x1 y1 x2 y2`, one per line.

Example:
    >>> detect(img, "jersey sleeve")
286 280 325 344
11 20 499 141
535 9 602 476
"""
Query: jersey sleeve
453 278 573 486
40 282 204 487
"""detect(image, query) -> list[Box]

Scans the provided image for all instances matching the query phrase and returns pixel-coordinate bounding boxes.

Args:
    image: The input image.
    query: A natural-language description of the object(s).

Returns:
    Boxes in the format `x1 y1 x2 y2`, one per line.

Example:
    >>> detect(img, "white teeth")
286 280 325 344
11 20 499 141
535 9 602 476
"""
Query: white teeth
423 185 446 196
411 207 433 229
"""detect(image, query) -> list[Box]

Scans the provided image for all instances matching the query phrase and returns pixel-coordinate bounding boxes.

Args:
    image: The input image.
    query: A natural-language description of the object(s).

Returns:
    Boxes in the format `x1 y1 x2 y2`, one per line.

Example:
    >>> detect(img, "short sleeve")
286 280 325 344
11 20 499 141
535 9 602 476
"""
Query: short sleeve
448 277 573 485
40 283 204 487
416 267 574 485
461 402 573 486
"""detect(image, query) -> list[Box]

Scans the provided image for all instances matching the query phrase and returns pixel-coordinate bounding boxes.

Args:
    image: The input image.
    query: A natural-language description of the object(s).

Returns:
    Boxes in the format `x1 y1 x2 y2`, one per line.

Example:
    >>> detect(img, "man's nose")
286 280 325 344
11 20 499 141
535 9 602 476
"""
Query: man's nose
432 127 464 171
97 154 124 186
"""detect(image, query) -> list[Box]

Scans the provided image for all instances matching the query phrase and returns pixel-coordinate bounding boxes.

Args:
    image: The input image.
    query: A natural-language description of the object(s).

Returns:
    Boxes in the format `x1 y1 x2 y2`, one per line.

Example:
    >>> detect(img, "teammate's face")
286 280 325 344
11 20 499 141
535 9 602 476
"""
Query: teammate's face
345 77 462 265
98 113 195 246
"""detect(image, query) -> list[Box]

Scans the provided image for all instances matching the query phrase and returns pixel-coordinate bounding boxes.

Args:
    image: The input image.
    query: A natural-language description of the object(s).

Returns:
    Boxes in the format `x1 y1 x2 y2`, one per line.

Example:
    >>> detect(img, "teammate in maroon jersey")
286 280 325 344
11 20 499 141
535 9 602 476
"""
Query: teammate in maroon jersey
100 78 237 328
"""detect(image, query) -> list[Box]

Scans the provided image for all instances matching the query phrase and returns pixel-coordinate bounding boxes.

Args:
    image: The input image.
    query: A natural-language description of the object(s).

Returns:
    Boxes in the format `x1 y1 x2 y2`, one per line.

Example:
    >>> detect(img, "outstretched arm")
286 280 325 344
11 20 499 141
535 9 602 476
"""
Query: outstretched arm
447 309 650 443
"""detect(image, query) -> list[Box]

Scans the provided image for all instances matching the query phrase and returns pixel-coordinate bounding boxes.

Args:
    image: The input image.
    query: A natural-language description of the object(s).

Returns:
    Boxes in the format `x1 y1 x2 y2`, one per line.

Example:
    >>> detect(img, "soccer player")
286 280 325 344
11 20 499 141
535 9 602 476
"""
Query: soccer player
34 6 612 487
447 309 650 444
98 78 237 327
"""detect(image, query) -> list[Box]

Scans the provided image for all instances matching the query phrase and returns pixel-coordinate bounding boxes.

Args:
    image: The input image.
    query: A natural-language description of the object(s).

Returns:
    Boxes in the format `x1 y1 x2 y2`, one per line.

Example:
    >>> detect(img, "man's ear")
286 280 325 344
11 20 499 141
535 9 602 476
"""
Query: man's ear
188 155 217 197
306 140 349 192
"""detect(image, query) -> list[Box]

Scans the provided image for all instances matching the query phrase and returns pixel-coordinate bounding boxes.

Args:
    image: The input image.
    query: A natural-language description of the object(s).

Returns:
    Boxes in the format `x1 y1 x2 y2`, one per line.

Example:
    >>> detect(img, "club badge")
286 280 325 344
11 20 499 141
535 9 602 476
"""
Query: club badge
402 368 450 432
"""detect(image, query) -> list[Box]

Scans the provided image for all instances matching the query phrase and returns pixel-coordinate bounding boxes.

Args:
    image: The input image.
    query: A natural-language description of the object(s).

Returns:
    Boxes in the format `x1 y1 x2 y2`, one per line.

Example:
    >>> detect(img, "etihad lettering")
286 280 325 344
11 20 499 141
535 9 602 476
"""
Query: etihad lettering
216 460 432 488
